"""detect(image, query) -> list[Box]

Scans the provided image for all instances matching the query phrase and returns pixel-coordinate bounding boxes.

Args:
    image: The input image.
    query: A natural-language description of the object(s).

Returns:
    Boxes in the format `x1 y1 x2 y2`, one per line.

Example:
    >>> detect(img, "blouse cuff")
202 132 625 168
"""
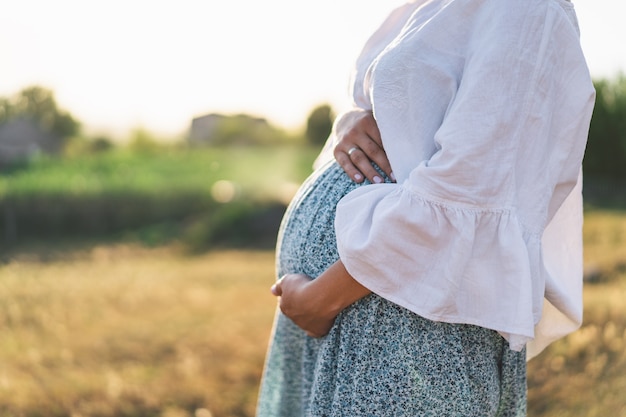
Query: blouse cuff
335 183 545 351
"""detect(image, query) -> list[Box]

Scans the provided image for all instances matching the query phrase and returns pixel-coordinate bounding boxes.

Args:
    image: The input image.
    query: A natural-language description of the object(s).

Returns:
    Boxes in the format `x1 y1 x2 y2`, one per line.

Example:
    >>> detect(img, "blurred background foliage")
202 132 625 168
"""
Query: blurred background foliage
305 103 335 146
0 86 79 152
583 75 626 179
4 77 626 250
0 87 325 252
1 77 626 416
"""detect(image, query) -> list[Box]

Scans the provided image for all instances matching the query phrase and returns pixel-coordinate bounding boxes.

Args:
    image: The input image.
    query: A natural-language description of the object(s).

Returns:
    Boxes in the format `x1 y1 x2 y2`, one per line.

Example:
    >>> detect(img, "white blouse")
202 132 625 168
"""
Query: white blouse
328 0 595 357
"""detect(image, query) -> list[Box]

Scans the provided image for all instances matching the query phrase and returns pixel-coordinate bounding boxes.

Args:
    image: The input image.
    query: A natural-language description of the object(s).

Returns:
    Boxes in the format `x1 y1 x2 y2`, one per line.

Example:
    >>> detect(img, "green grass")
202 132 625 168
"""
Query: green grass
0 145 318 199
0 145 320 244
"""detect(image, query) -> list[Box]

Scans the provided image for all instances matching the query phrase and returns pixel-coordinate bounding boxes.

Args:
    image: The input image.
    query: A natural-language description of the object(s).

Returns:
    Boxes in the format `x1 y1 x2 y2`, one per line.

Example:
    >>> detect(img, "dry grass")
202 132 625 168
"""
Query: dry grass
583 210 626 281
1 210 626 417
0 245 278 417
527 277 626 417
527 210 626 417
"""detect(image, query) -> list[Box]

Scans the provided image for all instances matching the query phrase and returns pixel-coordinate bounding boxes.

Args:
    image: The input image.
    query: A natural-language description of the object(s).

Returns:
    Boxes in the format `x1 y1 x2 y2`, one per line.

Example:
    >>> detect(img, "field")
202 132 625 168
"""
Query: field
526 210 626 417
0 246 277 417
0 211 624 416
1 146 625 416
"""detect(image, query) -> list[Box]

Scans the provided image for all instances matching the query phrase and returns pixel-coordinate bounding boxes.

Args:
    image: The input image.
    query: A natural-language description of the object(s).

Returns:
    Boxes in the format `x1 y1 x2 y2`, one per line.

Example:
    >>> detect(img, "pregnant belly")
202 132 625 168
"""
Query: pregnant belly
276 161 360 279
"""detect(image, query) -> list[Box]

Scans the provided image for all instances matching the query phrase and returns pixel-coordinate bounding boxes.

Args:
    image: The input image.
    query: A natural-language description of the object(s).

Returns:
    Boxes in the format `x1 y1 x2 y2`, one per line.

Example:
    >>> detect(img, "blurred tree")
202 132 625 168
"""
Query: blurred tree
63 134 116 157
128 127 160 153
305 104 335 146
583 76 626 179
10 86 80 139
89 135 115 153
0 97 14 125
0 85 80 165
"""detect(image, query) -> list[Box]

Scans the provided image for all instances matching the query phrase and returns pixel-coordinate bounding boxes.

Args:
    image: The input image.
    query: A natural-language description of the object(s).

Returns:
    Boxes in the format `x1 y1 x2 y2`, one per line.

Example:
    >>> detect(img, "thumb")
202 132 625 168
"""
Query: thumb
270 277 284 296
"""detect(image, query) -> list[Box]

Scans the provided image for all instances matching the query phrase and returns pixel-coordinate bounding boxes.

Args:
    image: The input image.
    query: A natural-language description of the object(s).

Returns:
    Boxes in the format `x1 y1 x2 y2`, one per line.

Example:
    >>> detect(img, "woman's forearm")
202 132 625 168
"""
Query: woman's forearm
271 260 371 337
310 260 372 317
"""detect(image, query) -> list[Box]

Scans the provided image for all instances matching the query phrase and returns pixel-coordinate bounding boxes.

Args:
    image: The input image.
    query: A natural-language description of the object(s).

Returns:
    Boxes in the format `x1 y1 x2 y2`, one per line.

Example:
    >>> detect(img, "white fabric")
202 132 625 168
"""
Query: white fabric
329 0 595 356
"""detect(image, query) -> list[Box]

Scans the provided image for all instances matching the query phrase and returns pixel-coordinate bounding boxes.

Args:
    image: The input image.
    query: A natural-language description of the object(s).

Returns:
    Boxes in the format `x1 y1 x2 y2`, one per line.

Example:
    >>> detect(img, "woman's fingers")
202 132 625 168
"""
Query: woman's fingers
335 147 366 183
354 137 394 181
336 146 385 184
332 109 395 183
335 139 394 183
270 277 283 296
272 274 334 337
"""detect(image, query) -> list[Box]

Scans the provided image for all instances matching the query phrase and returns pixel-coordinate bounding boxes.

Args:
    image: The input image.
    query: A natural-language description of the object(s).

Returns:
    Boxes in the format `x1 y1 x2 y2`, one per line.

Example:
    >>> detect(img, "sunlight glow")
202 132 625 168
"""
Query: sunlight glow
0 0 622 137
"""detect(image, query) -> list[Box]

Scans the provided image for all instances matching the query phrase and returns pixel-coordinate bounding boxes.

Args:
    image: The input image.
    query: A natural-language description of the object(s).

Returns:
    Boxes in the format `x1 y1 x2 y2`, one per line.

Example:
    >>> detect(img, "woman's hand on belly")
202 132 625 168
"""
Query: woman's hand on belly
271 273 336 337
271 261 372 337
333 108 395 184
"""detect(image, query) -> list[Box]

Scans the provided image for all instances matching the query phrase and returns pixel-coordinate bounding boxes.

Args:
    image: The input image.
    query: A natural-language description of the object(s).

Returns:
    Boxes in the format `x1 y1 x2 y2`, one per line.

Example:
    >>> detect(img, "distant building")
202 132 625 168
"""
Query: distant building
188 114 224 146
0 118 60 167
188 113 270 146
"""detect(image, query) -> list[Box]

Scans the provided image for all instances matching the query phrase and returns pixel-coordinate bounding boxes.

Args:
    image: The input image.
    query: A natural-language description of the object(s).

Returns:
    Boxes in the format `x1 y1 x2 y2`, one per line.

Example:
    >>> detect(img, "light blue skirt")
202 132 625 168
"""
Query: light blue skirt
257 161 527 417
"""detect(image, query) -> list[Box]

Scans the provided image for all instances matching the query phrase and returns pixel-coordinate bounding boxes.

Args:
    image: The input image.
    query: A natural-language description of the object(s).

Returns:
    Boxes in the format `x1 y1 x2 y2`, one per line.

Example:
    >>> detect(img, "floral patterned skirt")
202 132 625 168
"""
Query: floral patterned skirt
256 161 527 417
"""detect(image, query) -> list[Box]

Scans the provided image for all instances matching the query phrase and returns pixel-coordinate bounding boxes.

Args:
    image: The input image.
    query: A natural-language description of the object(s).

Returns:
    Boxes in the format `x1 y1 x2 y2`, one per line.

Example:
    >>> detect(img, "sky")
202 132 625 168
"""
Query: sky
1 0 624 138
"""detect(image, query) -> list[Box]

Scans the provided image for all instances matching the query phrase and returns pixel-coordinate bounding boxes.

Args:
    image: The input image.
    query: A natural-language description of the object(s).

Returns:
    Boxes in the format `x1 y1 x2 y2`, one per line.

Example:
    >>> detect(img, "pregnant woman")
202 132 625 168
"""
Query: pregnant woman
257 0 595 415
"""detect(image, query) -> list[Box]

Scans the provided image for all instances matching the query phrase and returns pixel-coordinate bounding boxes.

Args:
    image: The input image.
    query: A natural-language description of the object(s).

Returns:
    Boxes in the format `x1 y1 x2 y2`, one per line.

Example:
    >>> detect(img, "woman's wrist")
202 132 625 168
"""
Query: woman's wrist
310 260 372 315
271 262 371 337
